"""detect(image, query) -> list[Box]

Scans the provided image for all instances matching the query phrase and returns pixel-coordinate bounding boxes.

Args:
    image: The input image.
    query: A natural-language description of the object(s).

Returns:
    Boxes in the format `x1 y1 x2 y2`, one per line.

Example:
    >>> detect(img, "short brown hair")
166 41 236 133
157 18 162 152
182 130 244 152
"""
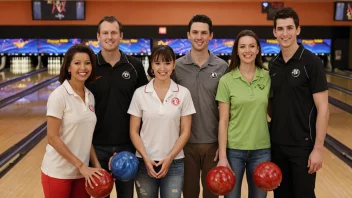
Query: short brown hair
59 44 96 84
148 45 176 78
97 16 122 33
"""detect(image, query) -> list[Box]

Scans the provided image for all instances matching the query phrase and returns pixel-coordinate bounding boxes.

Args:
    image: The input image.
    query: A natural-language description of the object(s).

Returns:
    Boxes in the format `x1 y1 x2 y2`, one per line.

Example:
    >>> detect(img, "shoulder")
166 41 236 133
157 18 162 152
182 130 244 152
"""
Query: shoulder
301 49 322 66
175 55 187 66
49 85 65 98
219 71 232 81
211 54 228 68
126 54 143 65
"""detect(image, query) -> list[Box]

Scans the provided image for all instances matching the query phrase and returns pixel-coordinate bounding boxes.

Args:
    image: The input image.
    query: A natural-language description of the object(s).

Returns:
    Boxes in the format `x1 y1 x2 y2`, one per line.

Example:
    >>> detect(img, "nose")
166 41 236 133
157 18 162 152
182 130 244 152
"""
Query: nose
245 46 250 52
283 28 288 36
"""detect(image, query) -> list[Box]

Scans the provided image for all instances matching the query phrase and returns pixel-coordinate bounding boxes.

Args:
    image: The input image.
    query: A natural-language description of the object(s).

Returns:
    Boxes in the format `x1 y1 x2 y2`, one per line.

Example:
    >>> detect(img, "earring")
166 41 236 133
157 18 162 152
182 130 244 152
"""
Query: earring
68 71 71 75
151 69 154 75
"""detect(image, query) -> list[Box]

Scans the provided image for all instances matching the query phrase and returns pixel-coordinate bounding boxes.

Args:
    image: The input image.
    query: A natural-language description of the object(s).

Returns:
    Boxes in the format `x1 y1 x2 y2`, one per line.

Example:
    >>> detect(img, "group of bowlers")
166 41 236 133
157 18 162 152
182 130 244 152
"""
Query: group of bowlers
40 6 329 198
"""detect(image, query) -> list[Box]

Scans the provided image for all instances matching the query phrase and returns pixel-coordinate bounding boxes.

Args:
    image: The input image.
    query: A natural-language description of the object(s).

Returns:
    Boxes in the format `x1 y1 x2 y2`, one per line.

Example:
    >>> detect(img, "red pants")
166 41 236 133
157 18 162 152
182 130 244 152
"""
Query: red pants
41 172 90 198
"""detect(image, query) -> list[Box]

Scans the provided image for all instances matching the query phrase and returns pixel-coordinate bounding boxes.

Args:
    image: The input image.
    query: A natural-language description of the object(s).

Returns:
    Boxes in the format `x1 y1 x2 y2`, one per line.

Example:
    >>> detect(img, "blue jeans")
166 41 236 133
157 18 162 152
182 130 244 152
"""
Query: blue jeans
93 144 135 198
225 148 271 198
135 158 184 198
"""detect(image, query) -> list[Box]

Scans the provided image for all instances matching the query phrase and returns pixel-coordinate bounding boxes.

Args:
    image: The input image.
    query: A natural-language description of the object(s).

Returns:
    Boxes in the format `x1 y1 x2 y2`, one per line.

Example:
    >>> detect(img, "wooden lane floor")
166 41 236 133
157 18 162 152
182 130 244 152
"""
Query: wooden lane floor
0 71 56 101
0 68 35 83
328 104 352 150
329 88 352 106
1 137 352 198
0 81 60 154
326 73 352 91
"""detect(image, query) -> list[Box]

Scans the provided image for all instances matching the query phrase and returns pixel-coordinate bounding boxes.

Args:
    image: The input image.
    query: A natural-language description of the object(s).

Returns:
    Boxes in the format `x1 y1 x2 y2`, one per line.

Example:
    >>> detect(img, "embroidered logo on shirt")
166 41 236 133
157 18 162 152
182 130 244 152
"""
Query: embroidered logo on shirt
210 72 218 79
292 69 300 77
122 71 130 79
89 105 95 112
171 97 181 106
257 84 265 90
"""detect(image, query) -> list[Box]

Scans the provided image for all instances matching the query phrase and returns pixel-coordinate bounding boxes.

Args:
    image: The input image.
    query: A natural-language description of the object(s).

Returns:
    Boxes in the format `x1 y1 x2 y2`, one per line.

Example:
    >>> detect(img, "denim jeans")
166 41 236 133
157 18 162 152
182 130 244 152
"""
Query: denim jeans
93 144 135 198
135 158 184 198
225 148 271 198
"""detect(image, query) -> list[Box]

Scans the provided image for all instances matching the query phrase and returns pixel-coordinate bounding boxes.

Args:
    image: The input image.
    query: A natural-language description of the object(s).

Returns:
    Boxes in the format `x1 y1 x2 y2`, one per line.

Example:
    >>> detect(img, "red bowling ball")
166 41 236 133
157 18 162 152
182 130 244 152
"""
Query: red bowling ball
85 169 114 198
253 162 282 191
206 166 236 195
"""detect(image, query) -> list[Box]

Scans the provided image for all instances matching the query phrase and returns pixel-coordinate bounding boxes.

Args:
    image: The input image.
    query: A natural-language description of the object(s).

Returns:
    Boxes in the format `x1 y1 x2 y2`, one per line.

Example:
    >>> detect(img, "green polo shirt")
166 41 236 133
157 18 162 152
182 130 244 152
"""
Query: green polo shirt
216 67 271 150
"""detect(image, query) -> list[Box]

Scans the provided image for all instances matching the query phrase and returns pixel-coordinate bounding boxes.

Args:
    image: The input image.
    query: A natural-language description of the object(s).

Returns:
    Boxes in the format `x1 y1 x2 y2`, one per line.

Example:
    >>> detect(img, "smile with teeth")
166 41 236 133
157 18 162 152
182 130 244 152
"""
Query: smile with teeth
158 71 168 76
78 72 88 77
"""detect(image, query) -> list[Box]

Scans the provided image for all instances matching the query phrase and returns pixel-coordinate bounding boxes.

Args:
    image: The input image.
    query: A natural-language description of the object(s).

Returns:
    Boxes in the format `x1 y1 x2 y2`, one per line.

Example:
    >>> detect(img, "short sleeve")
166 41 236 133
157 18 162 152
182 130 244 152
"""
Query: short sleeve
216 77 230 104
181 88 196 116
308 59 328 94
46 90 65 119
127 89 143 117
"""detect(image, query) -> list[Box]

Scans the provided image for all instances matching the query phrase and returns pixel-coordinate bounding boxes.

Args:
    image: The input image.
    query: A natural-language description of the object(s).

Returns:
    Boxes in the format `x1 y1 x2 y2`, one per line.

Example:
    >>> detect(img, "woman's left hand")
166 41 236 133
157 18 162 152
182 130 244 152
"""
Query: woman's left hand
155 156 173 178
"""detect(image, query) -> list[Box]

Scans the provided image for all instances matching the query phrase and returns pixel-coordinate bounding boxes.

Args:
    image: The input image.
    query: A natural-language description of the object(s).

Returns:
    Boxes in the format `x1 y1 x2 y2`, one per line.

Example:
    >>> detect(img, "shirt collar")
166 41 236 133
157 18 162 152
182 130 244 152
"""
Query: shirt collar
278 43 305 61
63 80 91 97
231 67 264 79
97 50 128 66
144 78 179 93
183 50 216 66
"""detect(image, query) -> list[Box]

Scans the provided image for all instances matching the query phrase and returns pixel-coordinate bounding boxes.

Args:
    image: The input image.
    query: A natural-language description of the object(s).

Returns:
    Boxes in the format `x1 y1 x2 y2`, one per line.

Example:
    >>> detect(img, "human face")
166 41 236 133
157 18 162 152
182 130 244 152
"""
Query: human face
237 36 259 65
273 18 300 49
152 58 175 81
97 21 123 52
187 22 213 52
68 52 92 83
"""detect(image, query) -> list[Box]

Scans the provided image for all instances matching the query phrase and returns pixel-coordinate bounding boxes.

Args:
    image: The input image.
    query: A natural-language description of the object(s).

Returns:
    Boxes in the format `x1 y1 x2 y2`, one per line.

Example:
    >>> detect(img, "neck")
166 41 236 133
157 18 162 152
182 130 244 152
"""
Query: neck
68 79 85 93
190 49 209 66
153 78 171 89
281 42 299 62
239 62 256 74
101 49 121 65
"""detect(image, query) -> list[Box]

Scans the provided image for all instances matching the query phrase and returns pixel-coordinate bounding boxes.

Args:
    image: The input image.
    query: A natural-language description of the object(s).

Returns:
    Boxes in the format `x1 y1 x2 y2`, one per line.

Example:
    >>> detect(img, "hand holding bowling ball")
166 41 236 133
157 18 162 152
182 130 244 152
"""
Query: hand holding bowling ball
253 161 282 191
206 166 236 195
110 151 139 181
85 169 114 198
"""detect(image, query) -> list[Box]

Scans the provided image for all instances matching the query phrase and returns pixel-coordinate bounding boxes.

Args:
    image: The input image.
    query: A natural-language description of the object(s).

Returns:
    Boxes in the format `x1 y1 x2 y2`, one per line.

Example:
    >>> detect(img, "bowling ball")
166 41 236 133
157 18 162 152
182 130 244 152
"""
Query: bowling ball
110 151 139 181
253 161 282 191
85 169 114 198
206 166 236 195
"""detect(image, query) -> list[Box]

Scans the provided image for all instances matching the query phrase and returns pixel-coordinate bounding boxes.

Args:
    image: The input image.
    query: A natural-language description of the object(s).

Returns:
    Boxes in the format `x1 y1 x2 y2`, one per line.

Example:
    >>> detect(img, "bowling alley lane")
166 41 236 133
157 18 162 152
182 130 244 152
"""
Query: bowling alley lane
1 138 351 198
326 73 352 90
0 68 35 83
0 81 60 154
0 70 57 101
327 104 352 150
329 87 352 106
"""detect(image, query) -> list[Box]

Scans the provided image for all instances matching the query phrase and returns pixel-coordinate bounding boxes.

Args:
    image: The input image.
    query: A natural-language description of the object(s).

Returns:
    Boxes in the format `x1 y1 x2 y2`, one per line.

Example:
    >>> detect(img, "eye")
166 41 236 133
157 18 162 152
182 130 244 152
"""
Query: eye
154 62 160 65
166 62 172 65
85 61 91 65
74 61 80 65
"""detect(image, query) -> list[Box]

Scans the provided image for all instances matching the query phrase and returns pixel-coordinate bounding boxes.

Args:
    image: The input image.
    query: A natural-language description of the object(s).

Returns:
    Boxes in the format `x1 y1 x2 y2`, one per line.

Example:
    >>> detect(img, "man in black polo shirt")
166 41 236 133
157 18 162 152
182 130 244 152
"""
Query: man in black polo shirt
269 7 330 198
86 16 148 198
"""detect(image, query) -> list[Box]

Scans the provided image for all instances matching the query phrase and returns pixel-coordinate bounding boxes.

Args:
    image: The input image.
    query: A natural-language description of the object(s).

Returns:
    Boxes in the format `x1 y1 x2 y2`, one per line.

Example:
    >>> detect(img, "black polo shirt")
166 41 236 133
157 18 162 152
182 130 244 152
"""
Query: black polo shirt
86 50 148 146
269 44 328 147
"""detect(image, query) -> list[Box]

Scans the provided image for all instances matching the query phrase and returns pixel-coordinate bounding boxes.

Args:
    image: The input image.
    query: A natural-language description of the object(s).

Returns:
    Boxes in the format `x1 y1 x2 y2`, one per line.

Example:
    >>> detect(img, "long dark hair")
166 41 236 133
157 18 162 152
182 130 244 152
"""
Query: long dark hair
59 44 96 84
228 30 263 71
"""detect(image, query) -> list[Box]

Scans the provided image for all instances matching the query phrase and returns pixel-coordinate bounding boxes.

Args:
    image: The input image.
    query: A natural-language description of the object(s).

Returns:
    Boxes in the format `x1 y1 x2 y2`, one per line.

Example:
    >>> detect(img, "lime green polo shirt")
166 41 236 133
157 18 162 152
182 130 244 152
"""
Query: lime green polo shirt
216 67 271 150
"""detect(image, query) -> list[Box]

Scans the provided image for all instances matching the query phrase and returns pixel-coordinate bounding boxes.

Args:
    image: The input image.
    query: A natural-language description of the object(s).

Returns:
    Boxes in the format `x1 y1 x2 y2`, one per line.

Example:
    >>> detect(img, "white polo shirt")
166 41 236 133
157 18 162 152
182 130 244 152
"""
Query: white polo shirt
41 80 97 179
128 79 196 160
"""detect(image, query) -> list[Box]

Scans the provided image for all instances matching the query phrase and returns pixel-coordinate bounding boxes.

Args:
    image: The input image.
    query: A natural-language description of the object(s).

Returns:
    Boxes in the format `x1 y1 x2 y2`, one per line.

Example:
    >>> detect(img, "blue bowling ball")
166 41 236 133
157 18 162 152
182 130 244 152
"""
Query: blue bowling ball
110 151 139 181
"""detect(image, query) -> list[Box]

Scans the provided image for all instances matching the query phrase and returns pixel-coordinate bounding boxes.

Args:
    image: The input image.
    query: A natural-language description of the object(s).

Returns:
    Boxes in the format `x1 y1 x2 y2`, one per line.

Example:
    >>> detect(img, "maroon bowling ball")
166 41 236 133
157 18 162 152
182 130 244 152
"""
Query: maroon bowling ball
85 169 114 198
206 166 236 195
253 162 282 191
